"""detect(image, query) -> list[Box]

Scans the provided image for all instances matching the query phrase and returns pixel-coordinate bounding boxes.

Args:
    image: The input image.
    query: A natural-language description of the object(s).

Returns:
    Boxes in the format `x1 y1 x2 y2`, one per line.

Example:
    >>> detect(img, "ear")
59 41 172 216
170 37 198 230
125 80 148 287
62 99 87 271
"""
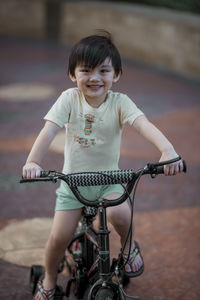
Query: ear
69 73 77 83
113 73 121 83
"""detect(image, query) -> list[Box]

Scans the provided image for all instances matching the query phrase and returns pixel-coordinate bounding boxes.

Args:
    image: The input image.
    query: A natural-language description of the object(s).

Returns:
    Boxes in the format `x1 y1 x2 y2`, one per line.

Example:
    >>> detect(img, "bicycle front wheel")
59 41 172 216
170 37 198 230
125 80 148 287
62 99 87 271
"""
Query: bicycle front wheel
94 287 115 300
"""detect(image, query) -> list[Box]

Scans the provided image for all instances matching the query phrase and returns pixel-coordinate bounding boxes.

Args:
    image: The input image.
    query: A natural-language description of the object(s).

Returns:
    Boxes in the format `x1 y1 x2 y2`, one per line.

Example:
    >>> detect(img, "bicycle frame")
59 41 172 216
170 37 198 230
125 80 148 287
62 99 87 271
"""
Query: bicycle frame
67 202 126 299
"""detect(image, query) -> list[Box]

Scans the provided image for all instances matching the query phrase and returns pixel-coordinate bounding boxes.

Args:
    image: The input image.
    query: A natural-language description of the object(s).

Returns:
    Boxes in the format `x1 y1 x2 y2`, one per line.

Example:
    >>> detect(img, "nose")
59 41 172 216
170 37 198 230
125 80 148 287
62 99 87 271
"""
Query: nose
89 71 100 81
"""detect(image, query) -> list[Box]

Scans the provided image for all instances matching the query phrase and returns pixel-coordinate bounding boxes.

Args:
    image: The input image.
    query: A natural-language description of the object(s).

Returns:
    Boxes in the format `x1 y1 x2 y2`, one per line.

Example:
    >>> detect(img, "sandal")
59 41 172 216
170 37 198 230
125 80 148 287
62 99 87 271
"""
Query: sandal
122 240 144 278
36 280 56 300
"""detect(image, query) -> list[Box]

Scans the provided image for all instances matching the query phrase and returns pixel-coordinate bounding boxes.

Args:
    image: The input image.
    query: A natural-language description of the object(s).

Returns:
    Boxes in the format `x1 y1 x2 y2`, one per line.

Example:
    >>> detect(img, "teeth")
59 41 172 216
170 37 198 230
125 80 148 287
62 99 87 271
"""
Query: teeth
88 85 102 87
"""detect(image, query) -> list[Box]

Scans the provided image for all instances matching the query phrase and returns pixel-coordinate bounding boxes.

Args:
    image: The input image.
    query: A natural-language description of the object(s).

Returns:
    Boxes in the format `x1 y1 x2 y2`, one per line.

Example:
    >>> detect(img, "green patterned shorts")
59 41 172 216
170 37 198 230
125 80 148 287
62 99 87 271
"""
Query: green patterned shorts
55 180 124 211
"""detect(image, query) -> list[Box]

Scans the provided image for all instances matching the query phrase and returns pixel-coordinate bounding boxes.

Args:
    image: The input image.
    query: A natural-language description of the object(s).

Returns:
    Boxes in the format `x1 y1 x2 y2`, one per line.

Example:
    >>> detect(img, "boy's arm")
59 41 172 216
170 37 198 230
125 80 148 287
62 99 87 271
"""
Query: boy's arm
22 121 60 179
133 115 183 175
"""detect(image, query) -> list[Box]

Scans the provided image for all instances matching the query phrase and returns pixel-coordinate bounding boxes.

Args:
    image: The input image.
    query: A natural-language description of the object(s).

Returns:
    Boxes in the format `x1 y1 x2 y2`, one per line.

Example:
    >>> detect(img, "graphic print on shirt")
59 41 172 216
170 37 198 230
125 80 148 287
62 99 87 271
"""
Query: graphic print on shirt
84 114 95 136
72 113 101 148
74 135 96 148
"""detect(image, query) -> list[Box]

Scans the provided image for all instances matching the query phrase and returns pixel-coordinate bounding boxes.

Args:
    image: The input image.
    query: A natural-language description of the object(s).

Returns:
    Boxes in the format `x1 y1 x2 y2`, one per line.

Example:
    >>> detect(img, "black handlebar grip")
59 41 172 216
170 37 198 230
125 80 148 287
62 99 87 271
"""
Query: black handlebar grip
155 159 187 175
20 177 54 183
20 178 38 183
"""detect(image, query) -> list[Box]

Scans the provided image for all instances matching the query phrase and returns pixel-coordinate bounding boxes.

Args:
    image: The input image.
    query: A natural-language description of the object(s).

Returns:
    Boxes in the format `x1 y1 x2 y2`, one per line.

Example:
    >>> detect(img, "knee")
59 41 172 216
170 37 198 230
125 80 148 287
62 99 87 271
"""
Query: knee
107 206 129 227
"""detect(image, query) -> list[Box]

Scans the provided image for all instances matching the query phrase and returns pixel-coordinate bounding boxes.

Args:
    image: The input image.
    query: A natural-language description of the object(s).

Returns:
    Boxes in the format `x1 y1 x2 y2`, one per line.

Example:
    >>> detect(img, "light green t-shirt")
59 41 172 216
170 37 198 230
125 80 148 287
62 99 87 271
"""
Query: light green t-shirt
44 88 144 173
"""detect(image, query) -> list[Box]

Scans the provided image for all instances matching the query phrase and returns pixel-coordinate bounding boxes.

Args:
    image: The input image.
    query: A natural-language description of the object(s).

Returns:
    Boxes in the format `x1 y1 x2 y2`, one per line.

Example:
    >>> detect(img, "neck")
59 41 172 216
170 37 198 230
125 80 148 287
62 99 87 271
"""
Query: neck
85 94 108 108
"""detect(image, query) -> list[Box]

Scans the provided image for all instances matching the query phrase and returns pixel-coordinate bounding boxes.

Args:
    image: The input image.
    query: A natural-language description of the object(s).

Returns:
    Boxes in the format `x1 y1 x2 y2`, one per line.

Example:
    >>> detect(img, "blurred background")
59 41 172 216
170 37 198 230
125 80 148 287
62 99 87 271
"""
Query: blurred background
0 0 200 77
0 1 200 299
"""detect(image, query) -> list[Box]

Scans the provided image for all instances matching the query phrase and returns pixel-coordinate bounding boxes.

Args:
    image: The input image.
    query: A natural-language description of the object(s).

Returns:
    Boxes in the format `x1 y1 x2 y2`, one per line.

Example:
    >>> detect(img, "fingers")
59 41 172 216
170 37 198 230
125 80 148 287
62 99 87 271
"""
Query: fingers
23 168 41 179
22 163 42 179
164 160 184 176
179 160 184 172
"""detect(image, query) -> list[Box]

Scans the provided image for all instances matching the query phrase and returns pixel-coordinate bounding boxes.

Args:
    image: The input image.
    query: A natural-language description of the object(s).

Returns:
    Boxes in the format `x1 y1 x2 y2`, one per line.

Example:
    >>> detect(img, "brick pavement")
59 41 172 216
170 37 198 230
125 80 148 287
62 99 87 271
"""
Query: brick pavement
0 36 200 300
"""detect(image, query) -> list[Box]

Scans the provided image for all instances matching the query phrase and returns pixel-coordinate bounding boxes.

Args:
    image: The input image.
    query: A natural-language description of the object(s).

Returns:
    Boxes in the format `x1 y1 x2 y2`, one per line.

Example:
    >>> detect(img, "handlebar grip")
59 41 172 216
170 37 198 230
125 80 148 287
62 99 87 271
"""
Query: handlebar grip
20 170 58 183
154 160 187 175
20 177 54 183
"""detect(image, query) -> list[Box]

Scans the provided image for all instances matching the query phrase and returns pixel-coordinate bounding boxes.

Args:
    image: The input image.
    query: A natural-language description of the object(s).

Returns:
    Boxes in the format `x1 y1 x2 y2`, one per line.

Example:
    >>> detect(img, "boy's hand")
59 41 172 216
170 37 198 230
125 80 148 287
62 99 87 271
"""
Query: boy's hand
22 162 43 179
159 150 184 176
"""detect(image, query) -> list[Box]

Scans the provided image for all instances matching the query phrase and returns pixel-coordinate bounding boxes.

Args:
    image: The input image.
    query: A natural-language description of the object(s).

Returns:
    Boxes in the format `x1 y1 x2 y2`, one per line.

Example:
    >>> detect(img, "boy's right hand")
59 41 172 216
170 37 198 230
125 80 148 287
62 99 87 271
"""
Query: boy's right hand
22 162 43 179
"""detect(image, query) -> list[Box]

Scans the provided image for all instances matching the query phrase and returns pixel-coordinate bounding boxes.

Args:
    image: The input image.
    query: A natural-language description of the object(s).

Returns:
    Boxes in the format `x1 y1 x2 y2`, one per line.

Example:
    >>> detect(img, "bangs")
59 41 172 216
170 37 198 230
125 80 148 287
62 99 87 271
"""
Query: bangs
75 44 111 70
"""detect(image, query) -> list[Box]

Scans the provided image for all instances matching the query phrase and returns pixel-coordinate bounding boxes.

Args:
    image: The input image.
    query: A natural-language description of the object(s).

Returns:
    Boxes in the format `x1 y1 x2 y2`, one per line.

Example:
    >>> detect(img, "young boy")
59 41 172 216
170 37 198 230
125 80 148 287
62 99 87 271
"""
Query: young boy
23 32 183 300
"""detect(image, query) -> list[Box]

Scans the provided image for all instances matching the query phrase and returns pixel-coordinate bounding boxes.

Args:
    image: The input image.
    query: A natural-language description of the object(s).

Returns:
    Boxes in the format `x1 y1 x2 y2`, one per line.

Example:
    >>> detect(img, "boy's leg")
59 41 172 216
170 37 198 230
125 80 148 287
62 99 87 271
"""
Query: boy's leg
35 208 82 300
106 194 143 274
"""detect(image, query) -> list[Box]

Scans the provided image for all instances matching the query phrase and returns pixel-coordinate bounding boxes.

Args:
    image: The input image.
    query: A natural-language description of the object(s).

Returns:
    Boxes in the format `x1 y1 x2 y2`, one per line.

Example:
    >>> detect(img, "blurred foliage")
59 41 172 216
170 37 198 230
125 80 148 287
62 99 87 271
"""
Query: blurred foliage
100 0 200 14
52 0 200 14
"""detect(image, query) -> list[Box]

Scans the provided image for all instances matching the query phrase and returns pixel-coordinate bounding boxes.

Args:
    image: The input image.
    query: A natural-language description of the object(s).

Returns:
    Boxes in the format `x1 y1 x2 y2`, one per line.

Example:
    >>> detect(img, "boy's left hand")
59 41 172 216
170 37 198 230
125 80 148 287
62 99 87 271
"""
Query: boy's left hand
159 150 184 176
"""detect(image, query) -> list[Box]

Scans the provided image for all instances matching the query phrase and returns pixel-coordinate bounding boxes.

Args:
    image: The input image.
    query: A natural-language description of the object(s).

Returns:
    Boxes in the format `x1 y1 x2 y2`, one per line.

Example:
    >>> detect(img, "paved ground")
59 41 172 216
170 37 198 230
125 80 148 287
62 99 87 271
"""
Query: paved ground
0 36 200 300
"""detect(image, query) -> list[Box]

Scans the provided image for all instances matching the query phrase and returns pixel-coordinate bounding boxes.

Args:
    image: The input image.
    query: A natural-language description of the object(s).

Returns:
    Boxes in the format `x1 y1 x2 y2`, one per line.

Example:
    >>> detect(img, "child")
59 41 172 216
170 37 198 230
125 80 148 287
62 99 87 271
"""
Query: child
22 31 183 300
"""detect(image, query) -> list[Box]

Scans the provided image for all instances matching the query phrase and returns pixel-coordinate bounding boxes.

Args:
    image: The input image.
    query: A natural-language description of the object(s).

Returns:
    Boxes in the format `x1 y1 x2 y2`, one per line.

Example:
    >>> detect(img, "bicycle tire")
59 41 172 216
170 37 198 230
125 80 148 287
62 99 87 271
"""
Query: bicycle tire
89 282 125 300
94 287 115 300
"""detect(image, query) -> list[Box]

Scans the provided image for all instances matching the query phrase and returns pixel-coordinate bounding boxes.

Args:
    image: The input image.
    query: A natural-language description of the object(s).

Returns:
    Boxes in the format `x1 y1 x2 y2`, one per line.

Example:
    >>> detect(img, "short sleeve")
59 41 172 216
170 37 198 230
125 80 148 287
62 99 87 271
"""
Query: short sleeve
44 90 72 128
118 94 144 126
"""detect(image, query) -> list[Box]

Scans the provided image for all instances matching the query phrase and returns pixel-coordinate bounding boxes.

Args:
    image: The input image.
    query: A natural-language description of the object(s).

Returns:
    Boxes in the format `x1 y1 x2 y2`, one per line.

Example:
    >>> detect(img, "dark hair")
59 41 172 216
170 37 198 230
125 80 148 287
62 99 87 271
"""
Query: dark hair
68 31 122 77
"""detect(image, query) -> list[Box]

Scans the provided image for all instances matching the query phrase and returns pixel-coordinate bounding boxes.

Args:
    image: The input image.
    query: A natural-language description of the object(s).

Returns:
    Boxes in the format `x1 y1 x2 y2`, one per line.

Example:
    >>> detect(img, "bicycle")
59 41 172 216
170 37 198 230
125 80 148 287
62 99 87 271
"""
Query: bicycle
20 156 186 300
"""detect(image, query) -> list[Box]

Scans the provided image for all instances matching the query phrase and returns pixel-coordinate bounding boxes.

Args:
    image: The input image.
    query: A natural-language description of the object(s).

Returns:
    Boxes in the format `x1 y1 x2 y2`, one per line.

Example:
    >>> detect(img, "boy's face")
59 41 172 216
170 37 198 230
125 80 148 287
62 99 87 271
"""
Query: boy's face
69 58 120 105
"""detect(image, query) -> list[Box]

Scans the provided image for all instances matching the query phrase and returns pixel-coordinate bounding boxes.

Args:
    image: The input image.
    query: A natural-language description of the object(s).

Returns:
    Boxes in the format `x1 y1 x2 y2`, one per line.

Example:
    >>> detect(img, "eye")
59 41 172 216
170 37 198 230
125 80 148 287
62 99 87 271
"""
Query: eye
80 68 90 73
101 69 109 73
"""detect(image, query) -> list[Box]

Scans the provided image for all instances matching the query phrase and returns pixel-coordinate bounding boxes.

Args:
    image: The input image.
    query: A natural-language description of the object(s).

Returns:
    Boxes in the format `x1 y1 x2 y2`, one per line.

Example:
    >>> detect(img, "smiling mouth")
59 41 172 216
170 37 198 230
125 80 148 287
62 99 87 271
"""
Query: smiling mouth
87 85 103 88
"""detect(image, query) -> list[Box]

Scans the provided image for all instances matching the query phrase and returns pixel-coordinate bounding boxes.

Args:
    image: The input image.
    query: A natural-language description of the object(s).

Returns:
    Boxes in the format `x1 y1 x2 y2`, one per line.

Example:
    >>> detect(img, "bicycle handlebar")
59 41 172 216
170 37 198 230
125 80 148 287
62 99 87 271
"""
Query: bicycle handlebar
20 156 186 207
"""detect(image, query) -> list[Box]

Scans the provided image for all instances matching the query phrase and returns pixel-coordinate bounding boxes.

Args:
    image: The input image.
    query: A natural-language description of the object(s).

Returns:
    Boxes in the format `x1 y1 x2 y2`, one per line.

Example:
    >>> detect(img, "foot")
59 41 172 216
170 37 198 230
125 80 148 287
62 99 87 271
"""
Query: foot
123 240 144 277
34 278 56 300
